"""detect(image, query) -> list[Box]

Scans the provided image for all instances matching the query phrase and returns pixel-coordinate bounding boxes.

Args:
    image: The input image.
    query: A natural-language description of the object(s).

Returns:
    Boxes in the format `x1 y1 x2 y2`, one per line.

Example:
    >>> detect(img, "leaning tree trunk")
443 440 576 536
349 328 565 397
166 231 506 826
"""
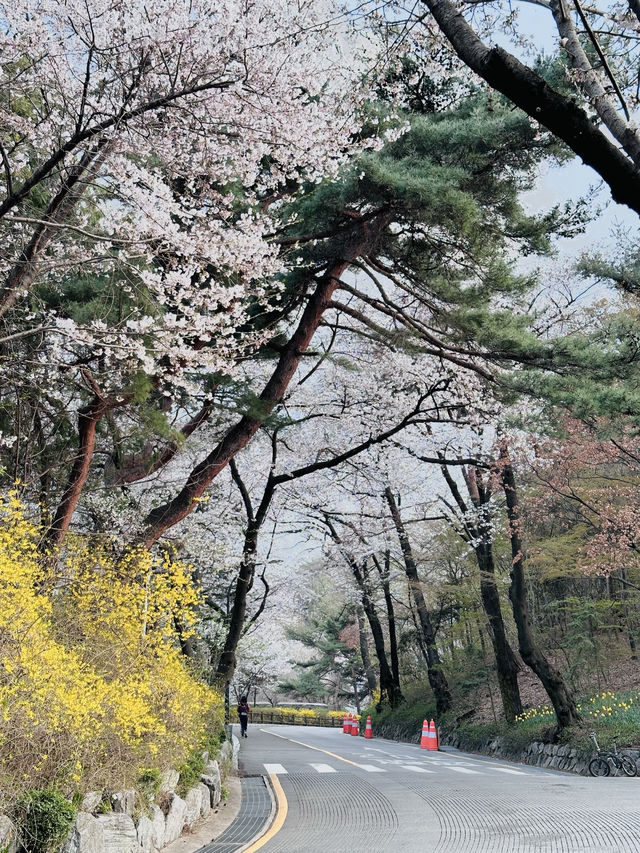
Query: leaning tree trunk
419 0 640 215
43 372 129 549
384 486 452 715
498 445 581 730
136 210 393 548
44 398 107 548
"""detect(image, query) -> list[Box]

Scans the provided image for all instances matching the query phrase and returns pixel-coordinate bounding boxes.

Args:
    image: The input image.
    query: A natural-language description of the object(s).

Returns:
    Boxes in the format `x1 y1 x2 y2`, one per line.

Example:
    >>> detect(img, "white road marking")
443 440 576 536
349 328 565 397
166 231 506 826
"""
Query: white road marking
356 764 386 773
310 763 336 773
357 745 529 777
263 763 287 775
491 767 529 775
363 747 405 757
402 765 434 774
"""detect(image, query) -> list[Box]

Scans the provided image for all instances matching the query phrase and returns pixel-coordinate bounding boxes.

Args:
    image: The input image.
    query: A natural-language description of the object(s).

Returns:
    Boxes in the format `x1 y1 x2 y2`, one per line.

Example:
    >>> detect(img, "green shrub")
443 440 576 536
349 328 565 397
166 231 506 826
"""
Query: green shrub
95 797 112 815
14 790 76 853
366 687 438 742
202 730 223 756
138 769 161 798
177 751 206 798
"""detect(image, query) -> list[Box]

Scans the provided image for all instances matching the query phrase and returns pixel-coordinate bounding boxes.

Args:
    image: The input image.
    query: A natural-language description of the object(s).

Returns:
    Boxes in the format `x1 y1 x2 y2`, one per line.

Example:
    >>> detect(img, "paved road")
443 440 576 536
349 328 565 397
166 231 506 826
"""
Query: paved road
238 725 640 853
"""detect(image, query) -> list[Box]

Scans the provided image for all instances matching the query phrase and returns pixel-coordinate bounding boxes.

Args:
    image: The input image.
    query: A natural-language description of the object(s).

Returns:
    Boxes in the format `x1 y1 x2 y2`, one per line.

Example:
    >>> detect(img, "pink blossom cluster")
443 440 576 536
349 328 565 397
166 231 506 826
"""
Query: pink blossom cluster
0 0 382 388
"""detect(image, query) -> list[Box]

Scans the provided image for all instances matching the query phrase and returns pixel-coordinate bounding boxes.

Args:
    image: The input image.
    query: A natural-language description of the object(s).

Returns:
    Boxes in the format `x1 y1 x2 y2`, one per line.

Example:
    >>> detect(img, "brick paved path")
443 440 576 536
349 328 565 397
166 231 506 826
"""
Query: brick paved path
234 725 640 852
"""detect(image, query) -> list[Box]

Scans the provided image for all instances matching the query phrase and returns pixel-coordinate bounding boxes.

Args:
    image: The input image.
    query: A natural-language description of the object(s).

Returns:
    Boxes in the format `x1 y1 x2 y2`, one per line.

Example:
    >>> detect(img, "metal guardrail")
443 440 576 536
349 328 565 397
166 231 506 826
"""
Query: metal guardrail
236 711 344 727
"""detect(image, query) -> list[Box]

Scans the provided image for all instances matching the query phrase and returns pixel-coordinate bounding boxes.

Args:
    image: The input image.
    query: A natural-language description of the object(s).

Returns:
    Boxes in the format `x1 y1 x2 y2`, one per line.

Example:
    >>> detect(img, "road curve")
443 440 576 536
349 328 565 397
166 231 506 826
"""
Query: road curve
238 725 640 853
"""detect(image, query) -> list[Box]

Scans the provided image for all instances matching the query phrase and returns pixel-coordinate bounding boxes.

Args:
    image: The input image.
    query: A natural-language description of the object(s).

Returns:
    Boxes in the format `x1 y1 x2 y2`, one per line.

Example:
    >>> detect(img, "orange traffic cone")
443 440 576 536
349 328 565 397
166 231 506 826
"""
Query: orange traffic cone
364 715 373 739
343 714 349 733
419 719 429 749
428 719 437 751
351 716 359 736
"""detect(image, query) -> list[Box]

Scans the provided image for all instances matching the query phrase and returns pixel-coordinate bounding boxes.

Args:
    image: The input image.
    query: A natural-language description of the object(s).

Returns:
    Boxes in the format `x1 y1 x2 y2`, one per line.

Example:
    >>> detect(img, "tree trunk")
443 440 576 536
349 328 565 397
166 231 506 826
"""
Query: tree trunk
215 524 259 685
373 551 401 695
441 462 522 722
420 0 640 215
352 559 403 709
137 209 392 548
44 398 106 548
44 376 128 548
620 568 637 659
384 486 452 715
356 606 378 697
475 543 523 722
498 445 581 730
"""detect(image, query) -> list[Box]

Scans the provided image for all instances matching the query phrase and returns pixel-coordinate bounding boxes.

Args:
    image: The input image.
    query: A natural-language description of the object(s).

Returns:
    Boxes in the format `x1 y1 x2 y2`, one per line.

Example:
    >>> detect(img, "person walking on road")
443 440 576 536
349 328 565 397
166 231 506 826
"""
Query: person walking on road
237 696 251 737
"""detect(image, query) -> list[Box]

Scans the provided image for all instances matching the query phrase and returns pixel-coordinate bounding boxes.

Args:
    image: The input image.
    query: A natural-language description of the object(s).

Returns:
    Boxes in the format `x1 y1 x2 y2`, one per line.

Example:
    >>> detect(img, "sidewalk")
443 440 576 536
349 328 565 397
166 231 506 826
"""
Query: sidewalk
197 776 274 852
162 775 242 853
162 773 273 853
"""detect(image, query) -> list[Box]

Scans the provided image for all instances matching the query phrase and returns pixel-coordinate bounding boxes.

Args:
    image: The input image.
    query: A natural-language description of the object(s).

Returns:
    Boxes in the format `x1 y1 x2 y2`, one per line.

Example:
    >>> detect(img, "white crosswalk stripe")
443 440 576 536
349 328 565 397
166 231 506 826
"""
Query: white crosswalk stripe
263 763 287 775
265 759 531 777
402 765 434 774
491 767 529 775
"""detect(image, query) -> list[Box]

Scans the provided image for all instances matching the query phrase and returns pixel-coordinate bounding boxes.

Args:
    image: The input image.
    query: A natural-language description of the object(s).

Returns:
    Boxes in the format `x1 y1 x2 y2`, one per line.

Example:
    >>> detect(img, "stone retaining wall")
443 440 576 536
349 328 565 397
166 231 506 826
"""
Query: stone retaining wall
0 740 240 853
444 733 640 775
374 722 640 776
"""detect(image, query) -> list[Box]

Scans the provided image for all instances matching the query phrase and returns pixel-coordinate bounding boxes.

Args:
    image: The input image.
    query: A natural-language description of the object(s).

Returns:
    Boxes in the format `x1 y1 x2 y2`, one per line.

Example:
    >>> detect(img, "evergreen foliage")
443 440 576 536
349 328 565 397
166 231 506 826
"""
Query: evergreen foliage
280 611 365 706
14 790 76 853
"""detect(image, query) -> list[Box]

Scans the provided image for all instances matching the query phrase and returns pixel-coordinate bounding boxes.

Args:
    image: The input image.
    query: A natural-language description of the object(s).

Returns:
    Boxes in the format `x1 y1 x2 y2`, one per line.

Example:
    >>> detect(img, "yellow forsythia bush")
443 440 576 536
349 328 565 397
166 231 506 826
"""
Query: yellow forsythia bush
0 495 223 806
273 707 317 718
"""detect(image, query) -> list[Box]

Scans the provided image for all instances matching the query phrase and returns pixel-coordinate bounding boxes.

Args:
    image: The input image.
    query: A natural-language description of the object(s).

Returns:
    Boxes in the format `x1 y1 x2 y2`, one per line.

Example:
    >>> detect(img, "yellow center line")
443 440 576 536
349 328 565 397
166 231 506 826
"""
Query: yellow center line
242 773 288 853
260 728 362 767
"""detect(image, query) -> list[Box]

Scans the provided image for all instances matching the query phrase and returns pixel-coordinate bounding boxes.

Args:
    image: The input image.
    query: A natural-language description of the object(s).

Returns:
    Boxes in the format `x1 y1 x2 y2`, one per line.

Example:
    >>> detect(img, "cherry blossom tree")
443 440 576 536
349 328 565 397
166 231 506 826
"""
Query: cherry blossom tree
209 336 470 684
0 0 394 544
0 0 373 371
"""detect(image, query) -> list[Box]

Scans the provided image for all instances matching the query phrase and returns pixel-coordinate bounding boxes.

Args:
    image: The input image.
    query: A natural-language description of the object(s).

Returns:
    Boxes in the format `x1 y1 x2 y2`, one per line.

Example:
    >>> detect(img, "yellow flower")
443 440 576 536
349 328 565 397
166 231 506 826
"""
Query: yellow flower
0 496 224 796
